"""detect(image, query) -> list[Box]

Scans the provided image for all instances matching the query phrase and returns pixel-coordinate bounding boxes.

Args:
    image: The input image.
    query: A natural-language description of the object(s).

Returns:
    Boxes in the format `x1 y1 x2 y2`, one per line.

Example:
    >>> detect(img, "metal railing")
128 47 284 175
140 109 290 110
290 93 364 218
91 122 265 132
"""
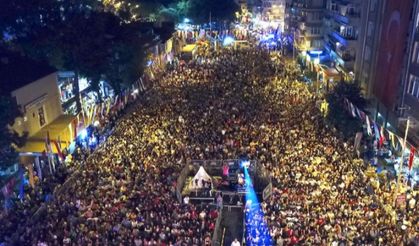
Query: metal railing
211 208 224 246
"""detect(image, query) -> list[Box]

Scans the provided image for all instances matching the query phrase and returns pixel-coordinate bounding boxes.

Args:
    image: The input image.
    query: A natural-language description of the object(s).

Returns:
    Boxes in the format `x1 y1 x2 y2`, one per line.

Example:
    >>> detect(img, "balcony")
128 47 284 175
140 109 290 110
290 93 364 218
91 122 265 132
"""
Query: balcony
333 29 357 41
328 10 360 25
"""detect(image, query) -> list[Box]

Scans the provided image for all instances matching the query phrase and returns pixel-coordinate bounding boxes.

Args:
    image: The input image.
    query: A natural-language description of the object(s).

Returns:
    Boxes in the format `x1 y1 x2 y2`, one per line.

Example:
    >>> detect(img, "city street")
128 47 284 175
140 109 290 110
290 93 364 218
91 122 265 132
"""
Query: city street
1 44 417 245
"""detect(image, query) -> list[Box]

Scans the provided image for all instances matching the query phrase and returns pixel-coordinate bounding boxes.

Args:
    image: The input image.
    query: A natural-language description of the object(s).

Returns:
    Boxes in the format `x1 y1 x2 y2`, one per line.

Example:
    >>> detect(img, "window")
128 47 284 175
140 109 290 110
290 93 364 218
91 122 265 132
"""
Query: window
311 27 321 35
370 0 377 12
414 42 419 64
367 22 374 37
364 46 371 61
38 106 46 127
408 76 419 99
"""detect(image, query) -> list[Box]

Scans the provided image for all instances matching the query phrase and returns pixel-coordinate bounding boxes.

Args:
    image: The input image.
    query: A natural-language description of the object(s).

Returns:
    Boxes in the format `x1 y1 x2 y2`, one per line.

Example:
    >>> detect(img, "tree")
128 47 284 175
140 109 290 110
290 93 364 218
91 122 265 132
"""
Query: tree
326 80 368 139
187 0 239 24
0 96 27 170
2 0 174 99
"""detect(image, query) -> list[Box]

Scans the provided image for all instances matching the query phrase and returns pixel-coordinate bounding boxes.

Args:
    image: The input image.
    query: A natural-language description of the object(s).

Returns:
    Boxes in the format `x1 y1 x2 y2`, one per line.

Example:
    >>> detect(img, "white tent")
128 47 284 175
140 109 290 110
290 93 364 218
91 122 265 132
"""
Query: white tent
190 166 212 189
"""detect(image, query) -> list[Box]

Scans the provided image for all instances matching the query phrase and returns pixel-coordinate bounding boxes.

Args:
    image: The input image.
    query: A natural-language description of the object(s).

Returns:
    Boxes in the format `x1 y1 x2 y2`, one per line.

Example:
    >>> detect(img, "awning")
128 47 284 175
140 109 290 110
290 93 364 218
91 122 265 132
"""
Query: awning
182 44 197 53
18 114 76 154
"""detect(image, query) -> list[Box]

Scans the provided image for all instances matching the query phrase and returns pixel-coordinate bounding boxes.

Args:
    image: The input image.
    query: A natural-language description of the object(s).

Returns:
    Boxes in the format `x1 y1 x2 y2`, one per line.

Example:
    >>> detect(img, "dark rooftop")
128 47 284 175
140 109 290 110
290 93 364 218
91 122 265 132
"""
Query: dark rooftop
0 50 56 96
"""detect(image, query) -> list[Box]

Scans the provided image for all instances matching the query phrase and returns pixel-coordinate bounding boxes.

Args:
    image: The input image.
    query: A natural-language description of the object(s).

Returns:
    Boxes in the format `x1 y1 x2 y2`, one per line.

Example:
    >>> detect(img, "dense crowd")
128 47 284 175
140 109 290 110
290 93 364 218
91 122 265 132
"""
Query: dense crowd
1 43 417 246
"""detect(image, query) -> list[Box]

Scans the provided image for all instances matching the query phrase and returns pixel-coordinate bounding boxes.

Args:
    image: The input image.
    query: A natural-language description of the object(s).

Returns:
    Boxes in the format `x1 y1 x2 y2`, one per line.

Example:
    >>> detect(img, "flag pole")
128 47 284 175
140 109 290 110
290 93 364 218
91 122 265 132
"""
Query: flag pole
394 117 410 206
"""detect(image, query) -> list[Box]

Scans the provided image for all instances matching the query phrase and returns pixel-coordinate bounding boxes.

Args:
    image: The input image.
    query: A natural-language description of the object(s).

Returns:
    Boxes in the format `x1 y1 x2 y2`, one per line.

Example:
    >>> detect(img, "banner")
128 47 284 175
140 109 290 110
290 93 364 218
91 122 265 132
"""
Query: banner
373 0 414 108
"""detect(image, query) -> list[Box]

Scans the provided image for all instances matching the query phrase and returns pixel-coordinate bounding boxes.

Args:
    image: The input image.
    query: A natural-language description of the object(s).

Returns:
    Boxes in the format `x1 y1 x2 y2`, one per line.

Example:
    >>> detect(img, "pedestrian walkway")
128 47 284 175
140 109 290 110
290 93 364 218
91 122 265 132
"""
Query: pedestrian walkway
220 206 244 246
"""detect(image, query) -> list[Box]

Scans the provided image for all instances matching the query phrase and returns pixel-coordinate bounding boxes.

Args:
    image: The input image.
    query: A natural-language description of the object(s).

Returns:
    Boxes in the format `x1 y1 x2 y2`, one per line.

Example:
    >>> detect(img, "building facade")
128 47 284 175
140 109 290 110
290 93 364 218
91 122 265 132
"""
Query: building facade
11 72 63 138
262 0 286 29
288 0 325 52
400 0 419 147
323 0 367 80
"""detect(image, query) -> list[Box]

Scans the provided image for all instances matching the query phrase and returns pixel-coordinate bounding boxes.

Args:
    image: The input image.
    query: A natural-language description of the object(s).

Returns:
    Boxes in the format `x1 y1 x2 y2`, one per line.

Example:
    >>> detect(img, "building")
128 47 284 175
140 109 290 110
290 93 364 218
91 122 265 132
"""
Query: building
356 0 418 148
323 0 367 81
0 51 84 155
356 0 386 97
399 0 419 147
262 0 286 31
290 0 326 53
0 51 80 188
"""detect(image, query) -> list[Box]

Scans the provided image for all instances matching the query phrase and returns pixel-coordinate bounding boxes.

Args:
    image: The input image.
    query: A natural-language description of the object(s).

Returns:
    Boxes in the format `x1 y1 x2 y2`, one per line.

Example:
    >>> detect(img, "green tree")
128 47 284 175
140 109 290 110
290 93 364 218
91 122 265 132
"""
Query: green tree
326 80 367 139
0 96 27 170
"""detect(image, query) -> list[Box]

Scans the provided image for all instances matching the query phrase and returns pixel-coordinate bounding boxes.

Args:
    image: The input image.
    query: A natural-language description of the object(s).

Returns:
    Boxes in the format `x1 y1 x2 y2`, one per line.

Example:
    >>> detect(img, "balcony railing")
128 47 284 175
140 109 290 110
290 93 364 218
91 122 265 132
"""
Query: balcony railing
333 29 357 40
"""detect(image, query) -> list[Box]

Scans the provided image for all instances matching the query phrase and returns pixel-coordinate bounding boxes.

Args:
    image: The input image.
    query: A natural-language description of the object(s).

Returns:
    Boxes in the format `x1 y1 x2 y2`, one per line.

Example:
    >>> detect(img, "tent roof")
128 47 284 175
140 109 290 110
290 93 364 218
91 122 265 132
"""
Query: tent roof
192 166 211 181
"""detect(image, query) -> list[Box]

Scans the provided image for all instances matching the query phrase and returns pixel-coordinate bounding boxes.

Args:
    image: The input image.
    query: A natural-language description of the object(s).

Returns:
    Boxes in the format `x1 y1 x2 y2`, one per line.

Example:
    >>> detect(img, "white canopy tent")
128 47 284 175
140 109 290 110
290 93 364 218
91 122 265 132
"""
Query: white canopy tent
189 166 212 189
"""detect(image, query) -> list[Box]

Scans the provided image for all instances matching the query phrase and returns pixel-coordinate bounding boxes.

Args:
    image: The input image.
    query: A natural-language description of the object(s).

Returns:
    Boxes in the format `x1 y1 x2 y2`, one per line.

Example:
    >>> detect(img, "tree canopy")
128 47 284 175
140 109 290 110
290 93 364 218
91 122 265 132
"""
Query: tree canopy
0 0 173 97
0 96 27 170
326 80 368 139
187 0 239 24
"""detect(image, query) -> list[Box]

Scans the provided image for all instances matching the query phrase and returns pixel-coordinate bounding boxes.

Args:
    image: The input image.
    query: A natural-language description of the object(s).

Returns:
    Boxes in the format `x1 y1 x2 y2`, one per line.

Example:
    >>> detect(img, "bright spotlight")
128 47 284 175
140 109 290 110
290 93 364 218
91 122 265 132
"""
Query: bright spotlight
80 129 88 140
241 160 250 168
183 18 191 23
223 36 235 46
93 120 100 127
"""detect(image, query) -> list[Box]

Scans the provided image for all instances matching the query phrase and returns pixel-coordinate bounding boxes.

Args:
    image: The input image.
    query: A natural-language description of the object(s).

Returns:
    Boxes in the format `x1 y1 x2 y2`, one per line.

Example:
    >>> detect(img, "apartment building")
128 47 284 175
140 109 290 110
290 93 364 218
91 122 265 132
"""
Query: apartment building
288 0 326 52
323 0 368 80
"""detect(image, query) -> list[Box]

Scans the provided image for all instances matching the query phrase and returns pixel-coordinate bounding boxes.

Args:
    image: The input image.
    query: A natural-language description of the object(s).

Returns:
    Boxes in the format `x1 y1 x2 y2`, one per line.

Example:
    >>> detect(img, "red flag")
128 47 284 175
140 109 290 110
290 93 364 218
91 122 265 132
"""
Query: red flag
408 147 416 170
379 127 386 148
52 140 64 161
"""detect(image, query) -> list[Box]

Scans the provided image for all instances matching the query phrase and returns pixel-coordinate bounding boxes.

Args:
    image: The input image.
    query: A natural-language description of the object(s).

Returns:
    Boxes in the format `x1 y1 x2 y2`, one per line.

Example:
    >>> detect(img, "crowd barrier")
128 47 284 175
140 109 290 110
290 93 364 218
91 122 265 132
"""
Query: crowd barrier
176 163 192 202
211 207 224 246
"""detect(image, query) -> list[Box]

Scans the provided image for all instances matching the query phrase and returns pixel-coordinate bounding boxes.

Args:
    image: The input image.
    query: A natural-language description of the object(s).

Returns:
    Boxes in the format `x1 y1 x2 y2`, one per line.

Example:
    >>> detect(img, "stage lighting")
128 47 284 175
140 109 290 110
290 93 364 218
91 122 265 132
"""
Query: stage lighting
241 160 250 168
223 36 235 46
80 129 88 140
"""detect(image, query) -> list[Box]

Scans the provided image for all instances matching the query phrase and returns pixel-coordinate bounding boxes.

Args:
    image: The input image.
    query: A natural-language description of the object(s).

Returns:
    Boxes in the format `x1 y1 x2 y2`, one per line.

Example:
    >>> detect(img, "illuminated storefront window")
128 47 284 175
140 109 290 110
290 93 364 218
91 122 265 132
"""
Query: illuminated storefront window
57 72 76 103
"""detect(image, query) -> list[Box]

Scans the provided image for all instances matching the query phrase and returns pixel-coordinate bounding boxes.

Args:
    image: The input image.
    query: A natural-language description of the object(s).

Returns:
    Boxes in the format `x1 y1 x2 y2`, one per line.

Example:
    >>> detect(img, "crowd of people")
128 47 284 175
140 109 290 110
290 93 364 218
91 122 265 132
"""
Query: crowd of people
1 40 417 245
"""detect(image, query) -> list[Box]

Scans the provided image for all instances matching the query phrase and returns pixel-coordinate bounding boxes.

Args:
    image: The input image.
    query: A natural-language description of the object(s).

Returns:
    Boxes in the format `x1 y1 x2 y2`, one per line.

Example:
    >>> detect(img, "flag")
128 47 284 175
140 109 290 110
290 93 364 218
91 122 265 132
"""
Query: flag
106 99 112 116
387 130 396 148
344 98 349 111
354 132 363 150
359 110 366 121
408 146 416 170
366 116 372 136
379 127 386 148
88 105 95 125
396 135 404 149
349 103 357 117
356 107 362 120
124 93 129 106
373 122 380 140
91 104 98 124
100 102 106 119
52 140 64 161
